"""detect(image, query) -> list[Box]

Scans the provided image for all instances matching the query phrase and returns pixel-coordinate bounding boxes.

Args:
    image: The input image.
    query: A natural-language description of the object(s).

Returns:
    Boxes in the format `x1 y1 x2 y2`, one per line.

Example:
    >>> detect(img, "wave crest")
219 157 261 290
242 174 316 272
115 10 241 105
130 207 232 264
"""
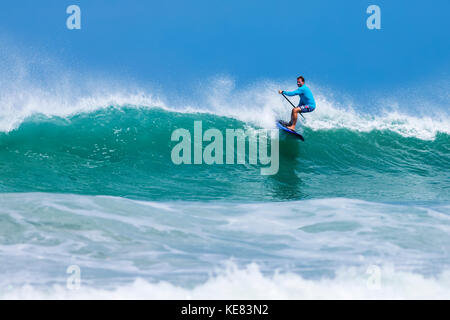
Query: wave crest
2 262 450 299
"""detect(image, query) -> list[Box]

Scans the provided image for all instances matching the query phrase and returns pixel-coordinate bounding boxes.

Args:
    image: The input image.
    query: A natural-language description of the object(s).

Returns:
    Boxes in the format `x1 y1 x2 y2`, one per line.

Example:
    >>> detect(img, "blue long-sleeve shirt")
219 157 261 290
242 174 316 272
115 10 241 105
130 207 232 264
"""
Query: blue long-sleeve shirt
283 85 316 108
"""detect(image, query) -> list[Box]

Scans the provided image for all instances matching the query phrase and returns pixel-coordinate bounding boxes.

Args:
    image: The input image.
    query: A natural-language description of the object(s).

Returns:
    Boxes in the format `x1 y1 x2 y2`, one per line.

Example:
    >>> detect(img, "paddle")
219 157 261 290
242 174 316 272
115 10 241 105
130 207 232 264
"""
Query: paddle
281 92 305 119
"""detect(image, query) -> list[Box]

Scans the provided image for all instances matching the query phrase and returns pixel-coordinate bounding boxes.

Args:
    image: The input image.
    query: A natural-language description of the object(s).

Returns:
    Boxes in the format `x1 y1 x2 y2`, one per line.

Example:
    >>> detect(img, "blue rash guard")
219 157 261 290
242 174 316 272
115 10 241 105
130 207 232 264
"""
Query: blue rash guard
283 85 316 111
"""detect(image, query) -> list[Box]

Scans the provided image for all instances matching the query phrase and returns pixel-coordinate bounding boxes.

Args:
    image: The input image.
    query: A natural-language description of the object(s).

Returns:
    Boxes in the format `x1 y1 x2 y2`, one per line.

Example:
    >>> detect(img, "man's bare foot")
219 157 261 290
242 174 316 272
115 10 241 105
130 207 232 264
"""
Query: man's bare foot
286 126 296 131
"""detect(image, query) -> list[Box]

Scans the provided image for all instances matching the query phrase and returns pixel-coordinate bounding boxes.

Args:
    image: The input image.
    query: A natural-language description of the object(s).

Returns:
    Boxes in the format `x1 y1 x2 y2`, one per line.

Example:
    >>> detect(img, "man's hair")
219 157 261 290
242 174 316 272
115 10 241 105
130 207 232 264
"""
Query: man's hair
297 76 305 83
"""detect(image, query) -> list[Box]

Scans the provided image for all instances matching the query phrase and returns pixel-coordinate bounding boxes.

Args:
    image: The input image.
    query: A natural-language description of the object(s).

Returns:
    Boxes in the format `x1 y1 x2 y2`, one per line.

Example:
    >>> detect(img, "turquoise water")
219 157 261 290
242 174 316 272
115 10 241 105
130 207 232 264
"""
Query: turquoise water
1 107 449 201
1 104 449 298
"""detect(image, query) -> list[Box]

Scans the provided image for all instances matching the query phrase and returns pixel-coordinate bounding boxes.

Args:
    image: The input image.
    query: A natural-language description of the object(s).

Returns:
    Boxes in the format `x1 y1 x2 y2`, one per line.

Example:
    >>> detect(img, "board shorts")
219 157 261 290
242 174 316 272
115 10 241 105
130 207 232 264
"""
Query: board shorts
299 105 315 113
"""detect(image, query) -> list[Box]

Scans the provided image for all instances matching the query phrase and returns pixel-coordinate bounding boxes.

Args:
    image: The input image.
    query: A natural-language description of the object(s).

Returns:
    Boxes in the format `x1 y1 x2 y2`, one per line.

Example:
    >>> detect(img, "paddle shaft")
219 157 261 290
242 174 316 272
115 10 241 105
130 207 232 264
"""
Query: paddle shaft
282 93 305 119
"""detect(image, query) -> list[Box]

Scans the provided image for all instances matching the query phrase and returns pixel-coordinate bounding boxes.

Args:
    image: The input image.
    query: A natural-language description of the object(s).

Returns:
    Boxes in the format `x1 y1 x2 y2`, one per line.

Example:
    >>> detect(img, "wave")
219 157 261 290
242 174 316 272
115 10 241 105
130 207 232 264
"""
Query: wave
2 35 449 301
0 107 448 201
1 79 449 140
0 47 448 201
1 193 449 299
0 51 448 140
2 263 450 299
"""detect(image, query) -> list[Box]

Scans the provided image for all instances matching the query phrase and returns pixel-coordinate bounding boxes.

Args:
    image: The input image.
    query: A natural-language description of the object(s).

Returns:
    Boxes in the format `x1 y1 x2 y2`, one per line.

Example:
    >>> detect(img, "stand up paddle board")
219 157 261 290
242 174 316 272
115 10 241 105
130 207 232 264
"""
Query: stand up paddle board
276 120 305 141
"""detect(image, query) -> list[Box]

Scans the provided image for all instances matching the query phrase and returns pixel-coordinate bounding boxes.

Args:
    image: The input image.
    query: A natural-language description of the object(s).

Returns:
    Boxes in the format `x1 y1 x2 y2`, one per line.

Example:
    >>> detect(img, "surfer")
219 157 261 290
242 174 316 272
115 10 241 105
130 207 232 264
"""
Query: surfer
278 76 316 131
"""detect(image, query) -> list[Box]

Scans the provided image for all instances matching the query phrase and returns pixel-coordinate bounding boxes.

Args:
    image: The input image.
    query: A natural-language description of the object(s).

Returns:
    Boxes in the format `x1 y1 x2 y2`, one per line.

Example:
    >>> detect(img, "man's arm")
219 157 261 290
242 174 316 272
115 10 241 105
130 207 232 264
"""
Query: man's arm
282 88 301 96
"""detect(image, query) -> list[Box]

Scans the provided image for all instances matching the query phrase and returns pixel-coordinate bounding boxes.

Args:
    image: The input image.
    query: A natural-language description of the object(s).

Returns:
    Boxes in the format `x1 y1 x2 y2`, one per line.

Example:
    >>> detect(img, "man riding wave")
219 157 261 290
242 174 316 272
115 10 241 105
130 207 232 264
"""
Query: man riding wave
278 76 316 131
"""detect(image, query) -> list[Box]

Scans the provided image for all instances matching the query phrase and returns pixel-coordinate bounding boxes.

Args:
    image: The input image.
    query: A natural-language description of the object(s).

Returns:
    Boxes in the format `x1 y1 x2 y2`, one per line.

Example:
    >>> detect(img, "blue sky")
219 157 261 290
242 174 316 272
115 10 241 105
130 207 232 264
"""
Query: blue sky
0 0 448 94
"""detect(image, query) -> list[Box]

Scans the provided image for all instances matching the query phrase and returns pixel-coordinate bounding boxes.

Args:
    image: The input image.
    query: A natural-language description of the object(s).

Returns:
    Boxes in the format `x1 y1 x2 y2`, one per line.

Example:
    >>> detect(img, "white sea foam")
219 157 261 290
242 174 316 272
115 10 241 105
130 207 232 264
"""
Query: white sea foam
1 43 448 140
2 262 450 300
197 77 450 140
1 193 449 299
1 75 448 141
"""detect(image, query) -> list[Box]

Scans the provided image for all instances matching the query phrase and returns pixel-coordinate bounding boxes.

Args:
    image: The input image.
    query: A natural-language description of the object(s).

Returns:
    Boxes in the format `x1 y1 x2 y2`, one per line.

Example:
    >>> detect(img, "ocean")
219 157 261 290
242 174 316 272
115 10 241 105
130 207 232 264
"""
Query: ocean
0 82 449 299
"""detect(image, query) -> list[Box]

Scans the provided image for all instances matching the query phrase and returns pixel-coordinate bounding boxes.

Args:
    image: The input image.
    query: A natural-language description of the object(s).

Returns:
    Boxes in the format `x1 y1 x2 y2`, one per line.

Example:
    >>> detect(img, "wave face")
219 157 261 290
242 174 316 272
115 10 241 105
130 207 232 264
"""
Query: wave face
0 106 448 202
0 193 449 299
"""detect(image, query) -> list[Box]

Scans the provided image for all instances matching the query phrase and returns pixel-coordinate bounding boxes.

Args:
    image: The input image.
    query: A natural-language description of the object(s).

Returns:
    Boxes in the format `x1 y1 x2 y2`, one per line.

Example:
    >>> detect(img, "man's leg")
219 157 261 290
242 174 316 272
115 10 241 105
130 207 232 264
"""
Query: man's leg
287 107 301 130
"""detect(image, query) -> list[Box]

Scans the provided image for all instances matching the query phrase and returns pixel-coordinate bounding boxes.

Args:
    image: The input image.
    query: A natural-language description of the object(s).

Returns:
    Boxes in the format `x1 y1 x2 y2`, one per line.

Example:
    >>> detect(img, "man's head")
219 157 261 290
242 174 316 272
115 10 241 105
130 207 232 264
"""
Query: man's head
297 76 305 87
